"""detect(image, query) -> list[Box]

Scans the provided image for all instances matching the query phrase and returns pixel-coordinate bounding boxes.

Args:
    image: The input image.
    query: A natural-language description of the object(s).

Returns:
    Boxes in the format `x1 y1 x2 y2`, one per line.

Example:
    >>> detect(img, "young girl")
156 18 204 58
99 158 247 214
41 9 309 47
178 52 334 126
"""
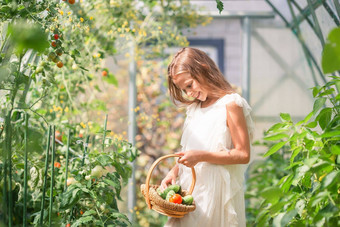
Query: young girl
161 47 254 227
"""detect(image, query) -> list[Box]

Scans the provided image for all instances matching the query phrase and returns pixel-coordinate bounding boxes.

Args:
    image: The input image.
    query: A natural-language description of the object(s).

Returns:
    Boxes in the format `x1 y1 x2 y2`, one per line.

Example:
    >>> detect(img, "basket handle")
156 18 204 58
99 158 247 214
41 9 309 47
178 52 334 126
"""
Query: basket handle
145 154 196 209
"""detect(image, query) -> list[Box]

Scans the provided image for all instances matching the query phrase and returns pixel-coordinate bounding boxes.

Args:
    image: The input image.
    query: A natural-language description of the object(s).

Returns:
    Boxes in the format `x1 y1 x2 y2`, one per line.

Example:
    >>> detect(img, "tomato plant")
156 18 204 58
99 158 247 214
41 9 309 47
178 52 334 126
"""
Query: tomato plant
246 28 340 225
0 0 210 226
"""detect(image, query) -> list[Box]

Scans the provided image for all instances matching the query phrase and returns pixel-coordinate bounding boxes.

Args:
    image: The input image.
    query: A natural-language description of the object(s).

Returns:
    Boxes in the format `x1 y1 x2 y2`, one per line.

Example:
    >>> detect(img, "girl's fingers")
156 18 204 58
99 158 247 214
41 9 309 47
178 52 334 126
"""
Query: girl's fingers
176 152 185 156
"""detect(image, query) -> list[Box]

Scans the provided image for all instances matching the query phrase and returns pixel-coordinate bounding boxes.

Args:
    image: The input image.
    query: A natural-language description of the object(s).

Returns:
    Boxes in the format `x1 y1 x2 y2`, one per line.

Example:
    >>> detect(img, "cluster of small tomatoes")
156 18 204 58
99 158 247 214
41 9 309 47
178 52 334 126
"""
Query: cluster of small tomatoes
47 0 76 68
47 28 64 68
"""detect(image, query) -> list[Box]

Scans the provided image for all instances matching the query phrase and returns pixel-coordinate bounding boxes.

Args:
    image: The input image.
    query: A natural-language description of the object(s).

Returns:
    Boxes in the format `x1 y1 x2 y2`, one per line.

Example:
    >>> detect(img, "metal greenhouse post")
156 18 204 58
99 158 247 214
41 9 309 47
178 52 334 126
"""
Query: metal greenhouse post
23 113 28 226
127 39 137 222
40 125 51 226
242 16 251 102
307 0 325 46
333 0 340 19
49 126 56 226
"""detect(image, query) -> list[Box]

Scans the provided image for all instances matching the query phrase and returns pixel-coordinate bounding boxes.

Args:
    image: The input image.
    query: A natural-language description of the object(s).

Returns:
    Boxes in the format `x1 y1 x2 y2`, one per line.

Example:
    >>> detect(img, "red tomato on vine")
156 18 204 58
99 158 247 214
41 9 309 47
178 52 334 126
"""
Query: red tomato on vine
51 41 57 48
55 130 62 141
57 61 64 68
54 162 61 168
169 194 182 204
54 34 59 40
69 0 75 4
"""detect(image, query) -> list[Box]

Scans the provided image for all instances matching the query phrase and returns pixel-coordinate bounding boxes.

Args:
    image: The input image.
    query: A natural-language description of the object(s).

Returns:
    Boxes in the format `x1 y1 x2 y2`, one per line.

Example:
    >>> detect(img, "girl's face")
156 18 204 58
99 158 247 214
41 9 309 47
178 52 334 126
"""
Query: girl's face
172 72 208 102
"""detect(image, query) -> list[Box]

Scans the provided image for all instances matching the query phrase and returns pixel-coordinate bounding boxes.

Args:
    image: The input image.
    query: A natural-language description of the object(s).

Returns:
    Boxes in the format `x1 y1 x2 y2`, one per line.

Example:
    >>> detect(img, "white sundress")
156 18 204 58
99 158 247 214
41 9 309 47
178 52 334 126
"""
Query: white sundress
165 93 255 227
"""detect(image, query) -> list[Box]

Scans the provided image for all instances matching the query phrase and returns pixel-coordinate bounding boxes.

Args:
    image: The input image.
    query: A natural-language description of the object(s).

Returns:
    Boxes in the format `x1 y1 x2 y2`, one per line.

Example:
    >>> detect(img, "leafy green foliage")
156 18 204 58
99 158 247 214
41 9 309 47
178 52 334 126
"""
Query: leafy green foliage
322 27 340 74
247 76 340 226
8 21 49 54
215 0 224 14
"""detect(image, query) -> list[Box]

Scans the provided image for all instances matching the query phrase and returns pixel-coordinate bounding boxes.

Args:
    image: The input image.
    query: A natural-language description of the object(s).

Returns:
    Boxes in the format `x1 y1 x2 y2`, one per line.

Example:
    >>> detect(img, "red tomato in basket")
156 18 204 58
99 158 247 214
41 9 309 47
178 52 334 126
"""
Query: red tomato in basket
169 194 182 204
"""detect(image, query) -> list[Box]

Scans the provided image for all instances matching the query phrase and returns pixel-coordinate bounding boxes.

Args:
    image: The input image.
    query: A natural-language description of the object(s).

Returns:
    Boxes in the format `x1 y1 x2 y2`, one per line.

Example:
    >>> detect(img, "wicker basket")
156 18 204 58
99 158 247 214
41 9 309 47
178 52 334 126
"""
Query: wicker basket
140 154 196 218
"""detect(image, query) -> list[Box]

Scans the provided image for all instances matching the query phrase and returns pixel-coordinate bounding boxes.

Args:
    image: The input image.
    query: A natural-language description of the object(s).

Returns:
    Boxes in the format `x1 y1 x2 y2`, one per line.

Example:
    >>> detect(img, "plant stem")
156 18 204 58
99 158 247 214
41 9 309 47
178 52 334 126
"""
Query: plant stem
82 135 90 166
102 114 108 152
64 129 71 191
40 125 51 226
48 126 56 227
23 113 28 226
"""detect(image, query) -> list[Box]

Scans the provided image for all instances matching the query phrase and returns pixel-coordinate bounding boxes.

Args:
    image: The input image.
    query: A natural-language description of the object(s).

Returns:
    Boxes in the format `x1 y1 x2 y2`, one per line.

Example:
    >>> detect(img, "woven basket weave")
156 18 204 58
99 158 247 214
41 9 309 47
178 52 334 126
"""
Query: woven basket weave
140 154 196 218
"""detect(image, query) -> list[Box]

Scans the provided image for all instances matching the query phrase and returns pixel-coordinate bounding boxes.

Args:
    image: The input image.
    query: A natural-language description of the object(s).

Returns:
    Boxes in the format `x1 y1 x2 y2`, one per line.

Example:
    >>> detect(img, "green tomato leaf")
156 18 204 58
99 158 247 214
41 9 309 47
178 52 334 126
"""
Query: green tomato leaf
267 122 288 133
313 97 326 114
316 108 332 130
312 85 322 97
263 133 289 141
263 141 287 157
290 147 302 163
8 21 49 54
322 170 340 188
215 0 224 14
330 145 340 155
280 113 291 122
82 210 96 216
321 130 340 138
103 73 118 86
322 27 340 74
292 165 310 186
296 111 313 126
280 209 297 226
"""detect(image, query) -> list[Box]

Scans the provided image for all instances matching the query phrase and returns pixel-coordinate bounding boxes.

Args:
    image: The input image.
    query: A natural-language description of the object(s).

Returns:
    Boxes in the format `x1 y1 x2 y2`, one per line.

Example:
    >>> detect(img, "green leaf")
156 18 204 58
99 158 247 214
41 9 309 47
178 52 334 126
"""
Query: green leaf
305 121 317 128
103 73 118 86
296 112 313 126
82 210 96 216
295 199 305 217
96 155 113 166
280 209 297 226
267 122 287 132
103 178 120 189
260 187 282 203
316 108 332 130
322 27 340 74
215 0 224 14
319 88 335 97
313 98 326 114
290 147 302 163
8 21 49 54
280 113 291 122
279 174 294 192
321 130 340 138
263 141 287 157
330 145 340 155
263 133 289 141
71 215 93 227
322 170 340 188
269 201 286 216
312 86 322 97
292 165 310 186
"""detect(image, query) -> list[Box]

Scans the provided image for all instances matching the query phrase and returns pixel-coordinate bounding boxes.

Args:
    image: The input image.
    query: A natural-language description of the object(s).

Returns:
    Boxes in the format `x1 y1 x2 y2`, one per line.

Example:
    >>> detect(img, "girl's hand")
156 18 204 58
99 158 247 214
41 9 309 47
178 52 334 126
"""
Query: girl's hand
177 150 206 168
160 172 177 191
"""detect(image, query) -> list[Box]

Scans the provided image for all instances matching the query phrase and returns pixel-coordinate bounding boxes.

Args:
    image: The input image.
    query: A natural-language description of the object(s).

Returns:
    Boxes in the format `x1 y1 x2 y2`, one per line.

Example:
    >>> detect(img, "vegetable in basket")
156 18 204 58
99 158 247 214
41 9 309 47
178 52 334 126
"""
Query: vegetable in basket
182 195 193 205
166 190 176 201
157 184 181 199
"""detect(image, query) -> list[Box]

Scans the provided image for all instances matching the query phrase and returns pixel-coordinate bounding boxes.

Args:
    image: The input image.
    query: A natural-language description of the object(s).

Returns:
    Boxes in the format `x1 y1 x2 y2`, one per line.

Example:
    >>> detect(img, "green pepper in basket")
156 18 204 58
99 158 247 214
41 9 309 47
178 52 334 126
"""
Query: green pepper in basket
182 195 194 205
158 184 181 199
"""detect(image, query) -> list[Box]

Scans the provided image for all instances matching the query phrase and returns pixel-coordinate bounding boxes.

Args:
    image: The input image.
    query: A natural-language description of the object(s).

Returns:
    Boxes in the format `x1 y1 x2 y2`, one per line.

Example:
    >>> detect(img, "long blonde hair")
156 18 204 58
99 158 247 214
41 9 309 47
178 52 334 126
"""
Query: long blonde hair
168 47 234 105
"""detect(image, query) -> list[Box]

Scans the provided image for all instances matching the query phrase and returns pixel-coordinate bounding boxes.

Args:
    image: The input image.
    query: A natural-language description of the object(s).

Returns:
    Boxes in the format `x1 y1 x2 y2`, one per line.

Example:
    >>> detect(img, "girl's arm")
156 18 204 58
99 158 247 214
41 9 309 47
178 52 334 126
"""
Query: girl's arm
177 102 250 167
